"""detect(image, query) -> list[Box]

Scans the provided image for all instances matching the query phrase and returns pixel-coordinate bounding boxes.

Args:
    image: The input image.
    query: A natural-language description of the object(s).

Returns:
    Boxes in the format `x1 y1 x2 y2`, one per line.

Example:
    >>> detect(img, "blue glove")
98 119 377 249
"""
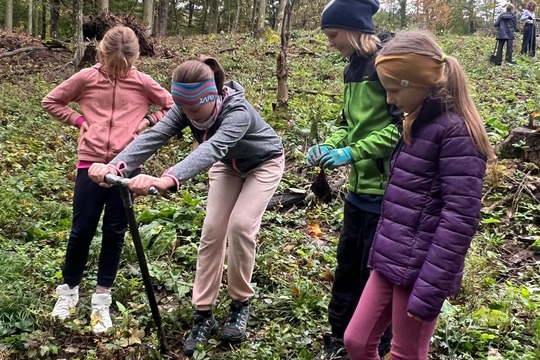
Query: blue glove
306 145 331 166
319 147 353 169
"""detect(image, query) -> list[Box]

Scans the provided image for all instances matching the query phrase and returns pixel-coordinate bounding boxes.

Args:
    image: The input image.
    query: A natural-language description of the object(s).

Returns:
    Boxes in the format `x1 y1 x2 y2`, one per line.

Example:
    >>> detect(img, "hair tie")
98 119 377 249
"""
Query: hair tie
440 53 448 63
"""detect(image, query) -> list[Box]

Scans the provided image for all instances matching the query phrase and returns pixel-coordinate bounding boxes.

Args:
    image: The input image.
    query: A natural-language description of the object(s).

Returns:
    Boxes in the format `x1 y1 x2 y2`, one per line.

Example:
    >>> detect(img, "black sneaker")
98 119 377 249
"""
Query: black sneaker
220 300 249 343
315 333 349 360
183 313 218 356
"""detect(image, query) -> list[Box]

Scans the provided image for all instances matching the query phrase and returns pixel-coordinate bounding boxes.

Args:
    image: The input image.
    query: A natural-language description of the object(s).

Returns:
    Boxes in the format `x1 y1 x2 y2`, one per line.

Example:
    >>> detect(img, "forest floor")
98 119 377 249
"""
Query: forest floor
0 30 539 360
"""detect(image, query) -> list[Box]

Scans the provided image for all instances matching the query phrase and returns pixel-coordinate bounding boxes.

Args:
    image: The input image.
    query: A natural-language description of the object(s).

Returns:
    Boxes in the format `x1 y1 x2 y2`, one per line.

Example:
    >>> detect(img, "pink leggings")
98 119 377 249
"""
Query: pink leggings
344 270 438 360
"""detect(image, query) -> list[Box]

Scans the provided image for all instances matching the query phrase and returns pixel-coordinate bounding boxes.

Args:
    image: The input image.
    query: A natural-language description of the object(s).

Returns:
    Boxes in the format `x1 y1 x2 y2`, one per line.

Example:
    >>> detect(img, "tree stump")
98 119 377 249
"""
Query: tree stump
497 126 540 166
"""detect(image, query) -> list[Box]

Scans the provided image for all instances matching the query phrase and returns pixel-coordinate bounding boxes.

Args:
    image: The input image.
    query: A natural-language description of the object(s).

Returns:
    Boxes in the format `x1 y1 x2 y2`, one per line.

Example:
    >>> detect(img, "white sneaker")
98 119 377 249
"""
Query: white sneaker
51 284 79 320
90 293 113 334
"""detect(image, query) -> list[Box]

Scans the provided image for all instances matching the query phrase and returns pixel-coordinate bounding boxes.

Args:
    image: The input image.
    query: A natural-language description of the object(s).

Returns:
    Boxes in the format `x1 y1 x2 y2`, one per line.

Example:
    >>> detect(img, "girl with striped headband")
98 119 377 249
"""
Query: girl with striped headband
343 30 495 360
88 56 284 355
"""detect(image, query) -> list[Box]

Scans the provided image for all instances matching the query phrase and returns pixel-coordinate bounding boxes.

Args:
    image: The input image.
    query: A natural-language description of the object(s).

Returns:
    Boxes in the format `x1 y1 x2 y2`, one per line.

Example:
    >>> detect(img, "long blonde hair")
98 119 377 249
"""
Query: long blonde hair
348 32 379 57
97 26 140 79
379 30 495 159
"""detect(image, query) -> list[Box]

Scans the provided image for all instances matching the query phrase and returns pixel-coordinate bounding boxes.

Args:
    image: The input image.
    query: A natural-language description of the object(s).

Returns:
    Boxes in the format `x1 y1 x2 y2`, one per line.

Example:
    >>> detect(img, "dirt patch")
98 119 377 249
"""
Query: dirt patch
0 31 73 82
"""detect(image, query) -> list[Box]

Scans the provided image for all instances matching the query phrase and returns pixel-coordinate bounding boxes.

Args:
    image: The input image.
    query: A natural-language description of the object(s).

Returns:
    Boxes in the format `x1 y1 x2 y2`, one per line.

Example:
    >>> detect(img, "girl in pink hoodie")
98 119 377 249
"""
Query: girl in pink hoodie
42 25 173 334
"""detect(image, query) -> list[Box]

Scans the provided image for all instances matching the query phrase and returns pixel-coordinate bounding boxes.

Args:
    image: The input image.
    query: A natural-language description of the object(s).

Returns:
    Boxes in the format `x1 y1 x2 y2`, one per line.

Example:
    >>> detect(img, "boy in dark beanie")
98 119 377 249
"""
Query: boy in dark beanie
306 0 400 359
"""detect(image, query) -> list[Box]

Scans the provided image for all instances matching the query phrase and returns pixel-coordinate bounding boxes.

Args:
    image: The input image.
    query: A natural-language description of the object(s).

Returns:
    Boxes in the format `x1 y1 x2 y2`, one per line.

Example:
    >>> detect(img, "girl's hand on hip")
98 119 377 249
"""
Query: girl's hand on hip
407 312 422 322
88 163 116 186
128 175 176 195
135 118 151 135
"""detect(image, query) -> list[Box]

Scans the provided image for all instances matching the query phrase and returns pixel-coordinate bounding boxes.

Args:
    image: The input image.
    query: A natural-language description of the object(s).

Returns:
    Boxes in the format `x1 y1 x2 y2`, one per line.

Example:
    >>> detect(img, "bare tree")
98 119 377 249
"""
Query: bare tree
399 0 407 28
275 0 286 33
5 0 13 32
232 0 240 32
28 0 34 34
73 0 84 68
33 0 39 36
143 0 154 36
254 0 266 37
157 0 169 36
276 0 294 108
41 0 46 39
51 0 60 39
209 0 219 33
101 0 109 12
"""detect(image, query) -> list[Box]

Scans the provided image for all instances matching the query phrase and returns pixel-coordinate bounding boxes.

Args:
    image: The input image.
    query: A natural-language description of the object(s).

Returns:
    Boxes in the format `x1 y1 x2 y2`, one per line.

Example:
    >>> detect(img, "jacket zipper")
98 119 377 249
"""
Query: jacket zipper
106 80 117 163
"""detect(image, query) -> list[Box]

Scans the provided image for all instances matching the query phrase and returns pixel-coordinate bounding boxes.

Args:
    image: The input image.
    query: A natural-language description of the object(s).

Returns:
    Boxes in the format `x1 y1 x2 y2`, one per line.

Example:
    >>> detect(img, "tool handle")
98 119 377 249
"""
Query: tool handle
104 173 159 195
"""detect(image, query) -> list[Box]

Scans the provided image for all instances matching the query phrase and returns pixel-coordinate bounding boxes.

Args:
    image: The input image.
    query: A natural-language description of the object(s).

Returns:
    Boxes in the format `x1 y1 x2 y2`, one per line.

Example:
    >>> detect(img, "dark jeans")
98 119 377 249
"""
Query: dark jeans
62 168 138 288
328 200 392 353
495 39 513 64
521 24 536 56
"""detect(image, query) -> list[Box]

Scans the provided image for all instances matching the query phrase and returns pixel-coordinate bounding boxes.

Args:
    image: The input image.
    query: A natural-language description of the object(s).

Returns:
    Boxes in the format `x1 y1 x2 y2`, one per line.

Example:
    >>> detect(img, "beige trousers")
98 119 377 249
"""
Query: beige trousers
192 155 285 309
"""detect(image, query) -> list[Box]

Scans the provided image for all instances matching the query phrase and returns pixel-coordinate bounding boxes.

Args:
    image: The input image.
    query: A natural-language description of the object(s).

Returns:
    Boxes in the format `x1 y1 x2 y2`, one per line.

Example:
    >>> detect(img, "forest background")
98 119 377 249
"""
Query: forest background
1 0 540 359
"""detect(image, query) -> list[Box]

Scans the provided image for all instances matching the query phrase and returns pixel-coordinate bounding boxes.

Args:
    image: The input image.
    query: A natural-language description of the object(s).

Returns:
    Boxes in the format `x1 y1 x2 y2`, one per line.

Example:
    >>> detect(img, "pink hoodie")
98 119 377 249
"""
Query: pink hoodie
42 64 174 163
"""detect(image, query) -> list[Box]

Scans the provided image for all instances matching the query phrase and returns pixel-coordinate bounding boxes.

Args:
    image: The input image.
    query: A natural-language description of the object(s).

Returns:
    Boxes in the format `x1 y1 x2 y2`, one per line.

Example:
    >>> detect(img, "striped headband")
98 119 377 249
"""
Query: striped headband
171 79 218 107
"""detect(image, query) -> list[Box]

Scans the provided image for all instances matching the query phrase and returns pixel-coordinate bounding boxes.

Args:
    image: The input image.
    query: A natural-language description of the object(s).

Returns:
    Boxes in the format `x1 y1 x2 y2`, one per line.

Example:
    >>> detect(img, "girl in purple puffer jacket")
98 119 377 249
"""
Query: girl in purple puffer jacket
343 30 495 360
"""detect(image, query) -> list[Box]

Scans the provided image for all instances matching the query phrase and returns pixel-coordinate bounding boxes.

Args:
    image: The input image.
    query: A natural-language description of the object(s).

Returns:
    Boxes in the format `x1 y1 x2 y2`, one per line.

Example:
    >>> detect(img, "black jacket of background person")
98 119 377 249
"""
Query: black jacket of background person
495 11 517 40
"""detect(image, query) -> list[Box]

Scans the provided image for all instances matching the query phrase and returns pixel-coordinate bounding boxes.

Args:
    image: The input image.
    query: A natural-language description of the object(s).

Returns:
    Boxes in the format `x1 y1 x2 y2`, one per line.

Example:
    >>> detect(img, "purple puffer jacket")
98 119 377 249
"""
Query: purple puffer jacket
368 99 487 321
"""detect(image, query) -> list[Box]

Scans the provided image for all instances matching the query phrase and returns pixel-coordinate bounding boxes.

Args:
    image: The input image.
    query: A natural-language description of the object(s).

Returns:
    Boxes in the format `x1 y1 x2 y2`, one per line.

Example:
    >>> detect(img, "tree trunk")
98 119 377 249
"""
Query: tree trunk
157 0 169 36
188 0 194 29
276 0 294 108
28 0 33 34
201 0 208 33
399 0 407 28
5 0 13 32
208 0 219 33
41 0 46 39
254 0 266 38
497 127 540 166
51 0 60 39
143 0 154 37
275 0 286 33
232 0 239 32
101 0 109 12
250 0 257 31
32 0 39 36
73 0 85 68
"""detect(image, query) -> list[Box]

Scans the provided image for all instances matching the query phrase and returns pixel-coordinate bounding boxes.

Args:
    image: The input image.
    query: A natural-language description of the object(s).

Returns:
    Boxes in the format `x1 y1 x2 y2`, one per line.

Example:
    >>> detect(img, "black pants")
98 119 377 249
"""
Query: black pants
494 39 513 64
328 200 392 353
521 24 536 57
62 168 138 288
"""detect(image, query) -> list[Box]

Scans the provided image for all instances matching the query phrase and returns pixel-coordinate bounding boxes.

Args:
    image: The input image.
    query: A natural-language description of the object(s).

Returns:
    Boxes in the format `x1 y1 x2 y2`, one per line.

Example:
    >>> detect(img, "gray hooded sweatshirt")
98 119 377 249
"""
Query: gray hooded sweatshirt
109 80 283 186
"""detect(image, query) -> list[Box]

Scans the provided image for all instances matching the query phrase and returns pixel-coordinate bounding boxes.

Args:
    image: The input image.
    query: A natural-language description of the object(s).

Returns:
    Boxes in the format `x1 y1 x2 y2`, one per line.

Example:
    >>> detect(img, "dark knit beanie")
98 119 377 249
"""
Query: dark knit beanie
321 0 380 34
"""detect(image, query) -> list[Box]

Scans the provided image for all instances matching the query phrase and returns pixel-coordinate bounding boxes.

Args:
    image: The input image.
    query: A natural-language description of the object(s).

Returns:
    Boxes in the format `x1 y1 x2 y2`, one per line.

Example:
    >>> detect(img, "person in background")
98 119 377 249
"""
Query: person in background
42 25 173 333
493 3 517 65
306 0 401 359
88 56 284 356
521 1 537 56
344 30 495 360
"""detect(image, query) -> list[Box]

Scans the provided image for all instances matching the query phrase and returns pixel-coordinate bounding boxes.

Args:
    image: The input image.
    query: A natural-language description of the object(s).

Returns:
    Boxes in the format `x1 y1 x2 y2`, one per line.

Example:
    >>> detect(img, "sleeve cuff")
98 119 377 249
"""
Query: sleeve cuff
75 116 85 128
110 162 127 177
162 168 180 192
144 115 156 126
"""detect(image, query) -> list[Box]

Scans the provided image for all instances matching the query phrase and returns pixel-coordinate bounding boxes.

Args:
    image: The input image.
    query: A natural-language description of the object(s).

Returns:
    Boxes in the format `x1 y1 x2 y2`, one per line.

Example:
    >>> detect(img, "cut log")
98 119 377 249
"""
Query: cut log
497 126 540 166
0 46 45 59
266 193 307 210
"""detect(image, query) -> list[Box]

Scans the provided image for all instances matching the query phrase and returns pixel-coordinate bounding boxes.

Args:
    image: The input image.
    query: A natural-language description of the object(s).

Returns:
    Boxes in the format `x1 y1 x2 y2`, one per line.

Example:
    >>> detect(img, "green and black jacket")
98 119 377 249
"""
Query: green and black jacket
322 51 402 196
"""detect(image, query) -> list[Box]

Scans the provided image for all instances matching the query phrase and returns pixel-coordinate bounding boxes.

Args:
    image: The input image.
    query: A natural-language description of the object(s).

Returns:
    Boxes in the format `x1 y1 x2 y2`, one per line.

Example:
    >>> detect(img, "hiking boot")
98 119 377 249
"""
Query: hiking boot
220 300 249 343
90 293 113 334
51 284 79 320
315 333 349 360
184 313 218 356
